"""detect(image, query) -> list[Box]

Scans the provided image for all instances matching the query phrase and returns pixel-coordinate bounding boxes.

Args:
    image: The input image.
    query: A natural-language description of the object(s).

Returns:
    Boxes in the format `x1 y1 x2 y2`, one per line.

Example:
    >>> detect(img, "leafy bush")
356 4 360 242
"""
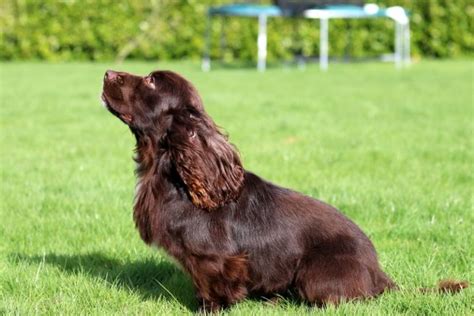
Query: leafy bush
0 0 472 61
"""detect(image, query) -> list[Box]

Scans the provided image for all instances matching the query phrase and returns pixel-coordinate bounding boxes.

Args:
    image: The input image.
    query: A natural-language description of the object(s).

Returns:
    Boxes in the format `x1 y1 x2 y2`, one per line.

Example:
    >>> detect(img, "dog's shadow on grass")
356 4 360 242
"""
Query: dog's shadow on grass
11 252 197 311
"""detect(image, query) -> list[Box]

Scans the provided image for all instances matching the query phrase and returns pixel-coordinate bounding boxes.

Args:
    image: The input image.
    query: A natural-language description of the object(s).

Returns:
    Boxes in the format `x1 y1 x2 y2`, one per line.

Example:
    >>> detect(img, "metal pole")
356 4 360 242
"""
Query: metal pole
257 14 267 72
320 18 329 71
403 21 411 66
220 16 226 60
394 21 402 69
202 13 211 72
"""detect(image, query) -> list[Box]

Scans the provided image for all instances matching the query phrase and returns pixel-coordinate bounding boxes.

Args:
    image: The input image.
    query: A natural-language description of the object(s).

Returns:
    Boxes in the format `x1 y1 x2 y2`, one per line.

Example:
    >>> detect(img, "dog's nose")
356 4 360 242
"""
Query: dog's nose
104 70 118 81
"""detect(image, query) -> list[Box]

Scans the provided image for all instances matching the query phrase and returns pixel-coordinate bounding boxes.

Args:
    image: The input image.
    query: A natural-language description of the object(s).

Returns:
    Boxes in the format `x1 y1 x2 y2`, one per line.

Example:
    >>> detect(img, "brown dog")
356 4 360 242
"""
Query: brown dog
101 69 467 312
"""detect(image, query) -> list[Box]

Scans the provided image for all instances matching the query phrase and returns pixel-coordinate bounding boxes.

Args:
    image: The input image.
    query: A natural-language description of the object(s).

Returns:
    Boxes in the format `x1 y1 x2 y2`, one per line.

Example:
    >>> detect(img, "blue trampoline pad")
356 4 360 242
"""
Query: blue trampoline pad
209 4 282 17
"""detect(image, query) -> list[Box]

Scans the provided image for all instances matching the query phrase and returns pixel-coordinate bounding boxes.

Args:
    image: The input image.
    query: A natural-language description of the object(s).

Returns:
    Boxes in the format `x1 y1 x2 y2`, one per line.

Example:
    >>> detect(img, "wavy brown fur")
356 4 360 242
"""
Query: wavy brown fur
438 279 469 293
421 279 470 294
101 69 467 312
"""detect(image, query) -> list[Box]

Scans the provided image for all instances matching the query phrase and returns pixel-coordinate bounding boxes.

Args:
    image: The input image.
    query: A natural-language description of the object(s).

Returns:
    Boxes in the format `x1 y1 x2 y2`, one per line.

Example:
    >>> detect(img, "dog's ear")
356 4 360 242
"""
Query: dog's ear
169 125 244 210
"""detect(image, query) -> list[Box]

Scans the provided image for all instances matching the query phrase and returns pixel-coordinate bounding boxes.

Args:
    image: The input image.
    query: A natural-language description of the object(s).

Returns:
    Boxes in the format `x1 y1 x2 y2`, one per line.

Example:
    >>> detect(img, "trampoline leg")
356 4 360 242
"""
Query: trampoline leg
257 14 267 72
202 13 211 72
320 18 329 71
394 21 402 69
220 16 227 59
403 21 411 66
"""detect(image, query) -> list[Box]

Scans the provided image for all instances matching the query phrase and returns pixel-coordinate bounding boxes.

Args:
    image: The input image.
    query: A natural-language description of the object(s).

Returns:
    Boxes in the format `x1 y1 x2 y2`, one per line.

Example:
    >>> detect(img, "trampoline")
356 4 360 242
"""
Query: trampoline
202 3 410 71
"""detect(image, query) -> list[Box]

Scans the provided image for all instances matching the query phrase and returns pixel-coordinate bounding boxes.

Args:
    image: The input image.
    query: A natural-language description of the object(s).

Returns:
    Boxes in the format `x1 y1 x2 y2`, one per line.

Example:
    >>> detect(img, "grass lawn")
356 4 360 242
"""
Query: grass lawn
1 60 473 315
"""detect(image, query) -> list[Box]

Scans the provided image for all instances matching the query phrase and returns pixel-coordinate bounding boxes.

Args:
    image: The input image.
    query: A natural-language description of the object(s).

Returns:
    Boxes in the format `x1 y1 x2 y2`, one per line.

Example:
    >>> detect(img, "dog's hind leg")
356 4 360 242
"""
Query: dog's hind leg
294 254 395 307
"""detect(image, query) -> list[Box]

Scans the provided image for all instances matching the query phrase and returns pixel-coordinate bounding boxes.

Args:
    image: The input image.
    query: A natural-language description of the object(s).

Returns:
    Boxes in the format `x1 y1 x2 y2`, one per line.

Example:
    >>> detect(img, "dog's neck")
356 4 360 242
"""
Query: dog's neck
132 134 165 244
134 134 159 178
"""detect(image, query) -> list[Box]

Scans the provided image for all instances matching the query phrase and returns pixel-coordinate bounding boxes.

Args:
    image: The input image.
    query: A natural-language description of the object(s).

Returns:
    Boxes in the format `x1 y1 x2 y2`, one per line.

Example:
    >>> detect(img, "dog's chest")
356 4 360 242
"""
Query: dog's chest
133 177 162 244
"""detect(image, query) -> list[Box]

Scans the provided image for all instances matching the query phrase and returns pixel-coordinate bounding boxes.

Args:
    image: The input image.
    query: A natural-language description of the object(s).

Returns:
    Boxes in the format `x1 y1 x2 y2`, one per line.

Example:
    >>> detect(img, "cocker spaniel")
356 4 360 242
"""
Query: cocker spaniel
101 69 467 312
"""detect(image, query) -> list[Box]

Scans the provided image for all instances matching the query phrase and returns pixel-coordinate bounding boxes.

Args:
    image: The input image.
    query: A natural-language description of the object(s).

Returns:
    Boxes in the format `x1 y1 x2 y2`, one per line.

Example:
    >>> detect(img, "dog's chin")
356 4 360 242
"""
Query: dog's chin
101 93 133 125
101 93 119 115
100 93 109 109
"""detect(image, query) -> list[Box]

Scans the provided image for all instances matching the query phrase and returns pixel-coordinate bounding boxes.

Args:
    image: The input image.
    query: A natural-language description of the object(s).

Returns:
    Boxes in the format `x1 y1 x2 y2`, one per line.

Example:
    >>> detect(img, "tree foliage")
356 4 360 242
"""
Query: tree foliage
0 0 472 61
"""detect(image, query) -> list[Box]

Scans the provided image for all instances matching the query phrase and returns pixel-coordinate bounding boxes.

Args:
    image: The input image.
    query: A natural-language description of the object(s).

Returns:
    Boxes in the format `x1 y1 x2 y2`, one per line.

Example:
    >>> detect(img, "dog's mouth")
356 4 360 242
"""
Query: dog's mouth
100 92 116 113
100 93 110 109
100 92 132 124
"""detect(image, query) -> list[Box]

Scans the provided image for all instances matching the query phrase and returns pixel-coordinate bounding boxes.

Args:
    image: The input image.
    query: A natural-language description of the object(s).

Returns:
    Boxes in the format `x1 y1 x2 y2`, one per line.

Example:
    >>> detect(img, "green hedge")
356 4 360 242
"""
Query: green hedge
0 0 473 61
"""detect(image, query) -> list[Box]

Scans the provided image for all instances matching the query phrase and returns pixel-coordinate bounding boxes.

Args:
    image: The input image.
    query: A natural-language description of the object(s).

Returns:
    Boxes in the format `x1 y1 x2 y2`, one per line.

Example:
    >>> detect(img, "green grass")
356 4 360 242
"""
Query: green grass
1 60 473 315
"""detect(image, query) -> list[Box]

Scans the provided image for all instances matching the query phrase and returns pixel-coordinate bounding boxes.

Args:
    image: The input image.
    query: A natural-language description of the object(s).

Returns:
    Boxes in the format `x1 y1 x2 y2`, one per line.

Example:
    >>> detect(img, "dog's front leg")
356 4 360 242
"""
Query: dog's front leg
184 253 249 312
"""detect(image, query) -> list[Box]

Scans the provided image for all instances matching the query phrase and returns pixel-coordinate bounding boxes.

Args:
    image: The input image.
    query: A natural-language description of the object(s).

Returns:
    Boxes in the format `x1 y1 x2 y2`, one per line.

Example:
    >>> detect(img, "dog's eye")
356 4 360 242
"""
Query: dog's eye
144 76 156 89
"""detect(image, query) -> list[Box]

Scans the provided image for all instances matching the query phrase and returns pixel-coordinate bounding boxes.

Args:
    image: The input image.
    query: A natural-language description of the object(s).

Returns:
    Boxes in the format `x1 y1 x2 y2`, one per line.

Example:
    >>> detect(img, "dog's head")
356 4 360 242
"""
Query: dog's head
102 70 244 210
102 70 203 131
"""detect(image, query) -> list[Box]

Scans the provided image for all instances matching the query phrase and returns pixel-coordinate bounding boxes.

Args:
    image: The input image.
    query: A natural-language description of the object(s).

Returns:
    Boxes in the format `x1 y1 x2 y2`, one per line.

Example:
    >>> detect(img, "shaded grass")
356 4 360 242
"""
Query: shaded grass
0 60 473 315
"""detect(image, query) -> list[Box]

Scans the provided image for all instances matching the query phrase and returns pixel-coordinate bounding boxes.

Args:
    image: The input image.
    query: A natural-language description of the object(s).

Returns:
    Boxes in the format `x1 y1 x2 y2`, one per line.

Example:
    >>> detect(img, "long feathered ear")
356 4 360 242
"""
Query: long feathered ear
169 119 244 210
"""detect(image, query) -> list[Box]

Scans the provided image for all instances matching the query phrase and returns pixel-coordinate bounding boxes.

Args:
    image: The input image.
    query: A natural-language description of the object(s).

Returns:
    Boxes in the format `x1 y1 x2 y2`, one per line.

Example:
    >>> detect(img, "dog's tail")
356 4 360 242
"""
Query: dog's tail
420 279 469 294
